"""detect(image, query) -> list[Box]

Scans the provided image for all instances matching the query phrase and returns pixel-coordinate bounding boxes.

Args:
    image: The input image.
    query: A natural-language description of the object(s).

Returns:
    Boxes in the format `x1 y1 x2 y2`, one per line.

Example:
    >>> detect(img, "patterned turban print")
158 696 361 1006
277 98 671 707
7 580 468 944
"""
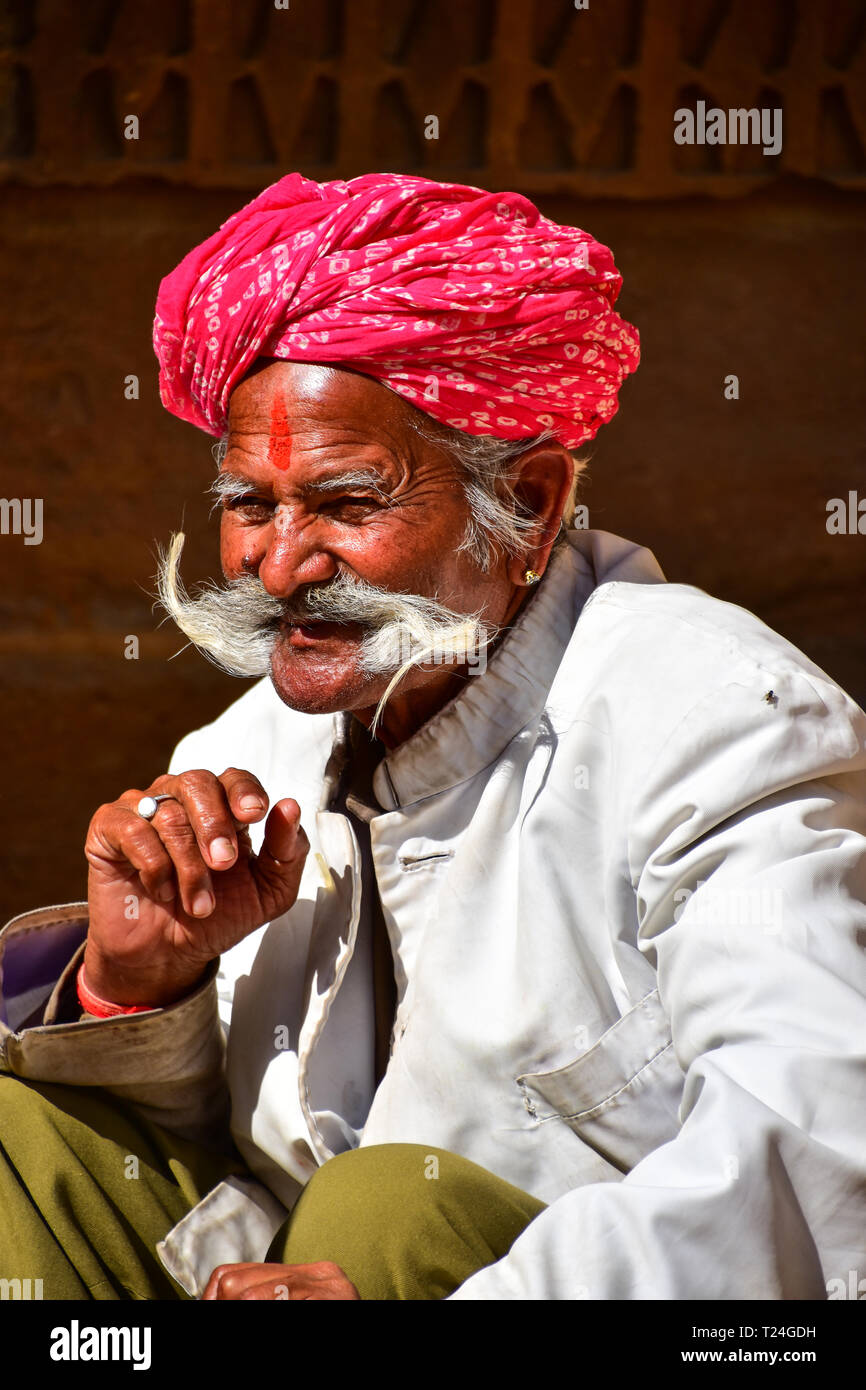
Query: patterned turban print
153 172 640 449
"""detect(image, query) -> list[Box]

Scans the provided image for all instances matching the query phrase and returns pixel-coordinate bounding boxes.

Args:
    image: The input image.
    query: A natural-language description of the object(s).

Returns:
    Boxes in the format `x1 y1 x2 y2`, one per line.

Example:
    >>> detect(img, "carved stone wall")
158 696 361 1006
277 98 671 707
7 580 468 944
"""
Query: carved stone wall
3 0 866 196
0 1 864 919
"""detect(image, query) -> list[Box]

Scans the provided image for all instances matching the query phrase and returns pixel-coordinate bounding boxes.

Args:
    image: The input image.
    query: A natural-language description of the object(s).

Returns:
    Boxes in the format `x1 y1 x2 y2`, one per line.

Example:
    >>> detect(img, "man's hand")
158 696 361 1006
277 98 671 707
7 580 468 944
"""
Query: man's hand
202 1262 360 1301
83 768 309 1007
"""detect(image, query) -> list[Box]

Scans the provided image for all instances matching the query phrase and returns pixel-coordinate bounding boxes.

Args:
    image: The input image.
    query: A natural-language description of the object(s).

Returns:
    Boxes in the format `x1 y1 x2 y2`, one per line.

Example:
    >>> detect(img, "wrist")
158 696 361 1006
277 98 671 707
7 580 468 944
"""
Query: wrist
81 945 209 1010
77 963 156 1017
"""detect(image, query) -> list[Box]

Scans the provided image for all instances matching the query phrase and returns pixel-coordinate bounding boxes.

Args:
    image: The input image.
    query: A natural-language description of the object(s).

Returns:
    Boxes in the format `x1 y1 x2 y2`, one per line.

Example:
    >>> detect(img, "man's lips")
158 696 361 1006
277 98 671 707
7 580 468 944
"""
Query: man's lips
278 618 363 646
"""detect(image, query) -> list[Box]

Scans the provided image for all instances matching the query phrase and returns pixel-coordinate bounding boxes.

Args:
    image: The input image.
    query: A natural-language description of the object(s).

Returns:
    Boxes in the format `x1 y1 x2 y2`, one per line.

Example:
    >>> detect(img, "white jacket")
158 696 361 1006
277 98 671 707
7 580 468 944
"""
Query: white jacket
2 527 866 1300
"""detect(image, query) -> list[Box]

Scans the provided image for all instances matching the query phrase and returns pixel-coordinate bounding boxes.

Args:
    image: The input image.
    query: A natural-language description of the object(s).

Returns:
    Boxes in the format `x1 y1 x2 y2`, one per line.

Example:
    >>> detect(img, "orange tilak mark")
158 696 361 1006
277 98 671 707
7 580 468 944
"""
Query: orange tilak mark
267 398 293 471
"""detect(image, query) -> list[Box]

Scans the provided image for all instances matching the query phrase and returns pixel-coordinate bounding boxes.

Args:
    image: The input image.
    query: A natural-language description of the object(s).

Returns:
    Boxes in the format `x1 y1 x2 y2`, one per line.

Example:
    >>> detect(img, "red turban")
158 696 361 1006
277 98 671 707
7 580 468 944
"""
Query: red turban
153 173 639 449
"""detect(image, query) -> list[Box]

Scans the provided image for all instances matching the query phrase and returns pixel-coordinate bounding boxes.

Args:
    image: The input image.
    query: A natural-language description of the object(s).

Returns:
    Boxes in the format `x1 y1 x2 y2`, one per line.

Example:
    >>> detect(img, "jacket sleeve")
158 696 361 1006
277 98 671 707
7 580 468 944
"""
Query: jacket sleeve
449 664 866 1299
0 901 230 1149
0 719 259 1148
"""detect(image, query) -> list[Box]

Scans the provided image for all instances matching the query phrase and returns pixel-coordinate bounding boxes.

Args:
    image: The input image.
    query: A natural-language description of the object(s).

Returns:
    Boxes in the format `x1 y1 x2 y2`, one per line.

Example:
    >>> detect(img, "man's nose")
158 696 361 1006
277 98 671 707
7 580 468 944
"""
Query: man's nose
257 509 338 597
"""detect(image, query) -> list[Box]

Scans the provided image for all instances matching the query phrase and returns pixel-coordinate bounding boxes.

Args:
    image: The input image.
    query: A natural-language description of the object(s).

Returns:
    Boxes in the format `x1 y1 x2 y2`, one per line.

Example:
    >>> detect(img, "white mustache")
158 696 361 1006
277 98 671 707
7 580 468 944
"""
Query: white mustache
155 533 496 732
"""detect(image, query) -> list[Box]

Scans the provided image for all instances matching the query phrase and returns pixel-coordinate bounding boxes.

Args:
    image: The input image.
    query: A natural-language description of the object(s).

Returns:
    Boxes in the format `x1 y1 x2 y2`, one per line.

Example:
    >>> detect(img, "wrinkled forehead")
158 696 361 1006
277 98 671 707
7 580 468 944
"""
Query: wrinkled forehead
227 358 421 448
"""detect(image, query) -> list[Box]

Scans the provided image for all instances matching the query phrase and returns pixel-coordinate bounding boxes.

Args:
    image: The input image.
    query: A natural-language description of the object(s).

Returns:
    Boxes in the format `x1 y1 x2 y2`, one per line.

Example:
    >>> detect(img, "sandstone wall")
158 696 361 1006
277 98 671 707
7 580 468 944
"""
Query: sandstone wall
1 0 863 919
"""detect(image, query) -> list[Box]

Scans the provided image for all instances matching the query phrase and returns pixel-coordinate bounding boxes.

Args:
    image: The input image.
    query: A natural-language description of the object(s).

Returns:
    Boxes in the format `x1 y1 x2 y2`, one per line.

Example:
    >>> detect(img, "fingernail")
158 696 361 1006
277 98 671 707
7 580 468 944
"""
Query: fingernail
210 837 235 865
239 795 266 813
159 881 176 903
192 891 214 917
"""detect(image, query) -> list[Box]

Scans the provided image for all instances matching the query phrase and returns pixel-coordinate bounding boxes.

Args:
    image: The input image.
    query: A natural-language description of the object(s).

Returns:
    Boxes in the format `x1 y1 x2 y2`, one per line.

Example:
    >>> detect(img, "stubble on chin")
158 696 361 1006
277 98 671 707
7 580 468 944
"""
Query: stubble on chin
267 634 381 716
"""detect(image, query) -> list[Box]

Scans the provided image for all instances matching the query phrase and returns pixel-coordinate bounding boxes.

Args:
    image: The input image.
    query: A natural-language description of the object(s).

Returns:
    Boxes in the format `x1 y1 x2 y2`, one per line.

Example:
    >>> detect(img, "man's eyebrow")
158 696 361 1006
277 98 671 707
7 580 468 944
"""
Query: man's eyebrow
207 467 394 505
301 468 392 499
207 471 258 504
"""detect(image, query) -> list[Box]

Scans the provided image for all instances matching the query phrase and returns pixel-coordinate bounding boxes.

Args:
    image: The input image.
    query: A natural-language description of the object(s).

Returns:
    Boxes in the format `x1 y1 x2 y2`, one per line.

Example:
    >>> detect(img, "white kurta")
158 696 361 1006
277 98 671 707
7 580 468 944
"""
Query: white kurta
2 526 865 1299
164 527 866 1298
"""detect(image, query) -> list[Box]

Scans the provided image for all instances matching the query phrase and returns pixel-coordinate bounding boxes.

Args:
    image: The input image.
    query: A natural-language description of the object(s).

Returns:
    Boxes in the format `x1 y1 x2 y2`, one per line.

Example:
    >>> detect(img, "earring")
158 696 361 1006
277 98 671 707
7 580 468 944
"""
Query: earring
524 569 541 585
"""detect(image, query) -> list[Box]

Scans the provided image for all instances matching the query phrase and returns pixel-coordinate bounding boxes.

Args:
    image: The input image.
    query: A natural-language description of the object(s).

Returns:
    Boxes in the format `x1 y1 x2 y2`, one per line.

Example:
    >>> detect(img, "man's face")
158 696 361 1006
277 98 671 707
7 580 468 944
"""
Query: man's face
219 360 516 720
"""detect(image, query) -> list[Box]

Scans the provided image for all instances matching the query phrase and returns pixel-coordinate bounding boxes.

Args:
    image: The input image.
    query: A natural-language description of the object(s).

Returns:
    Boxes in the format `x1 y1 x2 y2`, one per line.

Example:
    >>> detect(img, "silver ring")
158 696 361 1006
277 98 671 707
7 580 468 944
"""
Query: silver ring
136 794 177 822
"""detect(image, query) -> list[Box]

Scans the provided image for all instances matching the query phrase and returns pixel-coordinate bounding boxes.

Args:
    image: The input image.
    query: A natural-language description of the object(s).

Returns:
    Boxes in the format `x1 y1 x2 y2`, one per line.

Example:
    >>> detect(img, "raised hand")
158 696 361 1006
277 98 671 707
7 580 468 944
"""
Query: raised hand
83 768 309 1007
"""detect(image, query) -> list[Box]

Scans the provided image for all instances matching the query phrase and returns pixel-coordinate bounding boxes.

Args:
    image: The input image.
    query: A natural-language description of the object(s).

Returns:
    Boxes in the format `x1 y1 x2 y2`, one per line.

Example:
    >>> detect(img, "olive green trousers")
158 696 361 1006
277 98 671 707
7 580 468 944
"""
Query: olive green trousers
0 1075 545 1300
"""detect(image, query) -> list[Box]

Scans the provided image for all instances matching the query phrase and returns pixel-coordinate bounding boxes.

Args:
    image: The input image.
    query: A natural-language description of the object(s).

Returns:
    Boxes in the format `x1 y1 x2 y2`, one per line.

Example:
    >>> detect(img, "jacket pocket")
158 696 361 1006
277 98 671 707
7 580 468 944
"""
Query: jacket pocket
516 989 684 1174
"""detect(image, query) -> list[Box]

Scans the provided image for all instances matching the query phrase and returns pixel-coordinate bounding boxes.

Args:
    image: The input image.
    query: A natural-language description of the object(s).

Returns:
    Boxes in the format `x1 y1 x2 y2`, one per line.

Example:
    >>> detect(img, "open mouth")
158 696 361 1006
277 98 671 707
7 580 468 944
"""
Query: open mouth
279 618 363 645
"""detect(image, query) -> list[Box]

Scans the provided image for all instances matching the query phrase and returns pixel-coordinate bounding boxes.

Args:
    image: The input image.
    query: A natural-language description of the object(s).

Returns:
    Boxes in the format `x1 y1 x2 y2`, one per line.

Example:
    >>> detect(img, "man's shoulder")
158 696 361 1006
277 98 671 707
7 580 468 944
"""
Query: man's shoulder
168 678 337 785
563 528 837 694
550 559 865 762
578 571 838 691
542 571 866 852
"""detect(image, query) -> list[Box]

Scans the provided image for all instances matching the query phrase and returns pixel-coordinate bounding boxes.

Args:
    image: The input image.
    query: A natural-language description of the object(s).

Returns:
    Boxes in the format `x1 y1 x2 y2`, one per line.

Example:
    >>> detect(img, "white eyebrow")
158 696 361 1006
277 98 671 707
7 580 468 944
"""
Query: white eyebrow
207 471 255 505
207 468 394 506
304 469 392 500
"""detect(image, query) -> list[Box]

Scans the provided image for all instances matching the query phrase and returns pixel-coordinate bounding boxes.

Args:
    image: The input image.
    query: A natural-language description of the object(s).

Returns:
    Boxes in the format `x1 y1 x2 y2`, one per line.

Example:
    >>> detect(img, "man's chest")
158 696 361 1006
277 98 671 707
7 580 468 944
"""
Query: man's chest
221 714 680 1204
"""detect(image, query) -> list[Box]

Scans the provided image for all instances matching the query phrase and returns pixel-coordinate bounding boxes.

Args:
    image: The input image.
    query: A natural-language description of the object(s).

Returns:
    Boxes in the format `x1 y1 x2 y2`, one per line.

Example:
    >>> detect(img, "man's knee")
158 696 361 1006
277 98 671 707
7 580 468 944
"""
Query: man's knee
295 1141 541 1234
275 1142 544 1299
303 1142 446 1211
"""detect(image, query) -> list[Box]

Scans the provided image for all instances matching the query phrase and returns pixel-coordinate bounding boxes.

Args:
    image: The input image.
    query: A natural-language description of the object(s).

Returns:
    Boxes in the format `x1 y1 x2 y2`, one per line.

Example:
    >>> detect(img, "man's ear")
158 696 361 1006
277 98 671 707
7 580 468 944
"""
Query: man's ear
505 444 575 586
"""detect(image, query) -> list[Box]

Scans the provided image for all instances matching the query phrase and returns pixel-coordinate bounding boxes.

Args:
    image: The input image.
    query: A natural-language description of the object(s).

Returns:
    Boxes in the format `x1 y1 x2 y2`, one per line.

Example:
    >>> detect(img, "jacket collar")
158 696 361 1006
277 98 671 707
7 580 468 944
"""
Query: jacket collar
340 528 665 810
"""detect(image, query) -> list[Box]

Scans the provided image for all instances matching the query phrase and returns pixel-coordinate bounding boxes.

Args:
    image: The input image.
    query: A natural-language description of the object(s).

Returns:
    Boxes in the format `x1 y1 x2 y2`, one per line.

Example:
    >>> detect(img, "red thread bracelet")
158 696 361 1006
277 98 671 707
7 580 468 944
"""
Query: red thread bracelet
76 963 155 1017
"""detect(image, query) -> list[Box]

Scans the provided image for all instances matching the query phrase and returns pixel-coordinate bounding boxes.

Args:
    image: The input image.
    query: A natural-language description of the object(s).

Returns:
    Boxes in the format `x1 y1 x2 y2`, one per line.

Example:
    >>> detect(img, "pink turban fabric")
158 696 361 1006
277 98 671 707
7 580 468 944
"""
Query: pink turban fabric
153 173 639 450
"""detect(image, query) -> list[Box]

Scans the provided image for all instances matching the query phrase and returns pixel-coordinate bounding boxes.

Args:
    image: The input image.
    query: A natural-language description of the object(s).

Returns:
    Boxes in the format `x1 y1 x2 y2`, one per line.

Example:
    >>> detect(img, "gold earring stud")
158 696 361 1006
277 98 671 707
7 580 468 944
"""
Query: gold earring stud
524 569 541 585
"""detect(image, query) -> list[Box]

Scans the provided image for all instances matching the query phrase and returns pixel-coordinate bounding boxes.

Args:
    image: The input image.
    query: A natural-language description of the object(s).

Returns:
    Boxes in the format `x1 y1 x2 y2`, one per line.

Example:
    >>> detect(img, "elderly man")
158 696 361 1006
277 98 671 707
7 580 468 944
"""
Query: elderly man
1 173 865 1302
